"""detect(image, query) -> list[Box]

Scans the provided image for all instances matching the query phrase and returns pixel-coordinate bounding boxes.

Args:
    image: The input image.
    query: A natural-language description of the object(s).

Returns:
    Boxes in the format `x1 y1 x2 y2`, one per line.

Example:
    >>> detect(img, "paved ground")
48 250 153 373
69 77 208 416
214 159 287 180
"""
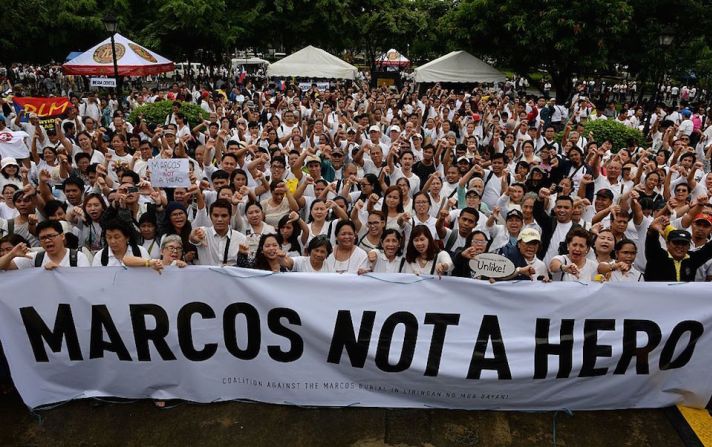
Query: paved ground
0 390 689 447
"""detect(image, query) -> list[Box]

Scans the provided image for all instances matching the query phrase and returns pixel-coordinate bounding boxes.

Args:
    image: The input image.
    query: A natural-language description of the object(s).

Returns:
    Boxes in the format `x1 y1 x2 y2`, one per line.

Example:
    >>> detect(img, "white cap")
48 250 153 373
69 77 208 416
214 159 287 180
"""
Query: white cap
368 125 381 133
1 157 19 170
389 125 401 134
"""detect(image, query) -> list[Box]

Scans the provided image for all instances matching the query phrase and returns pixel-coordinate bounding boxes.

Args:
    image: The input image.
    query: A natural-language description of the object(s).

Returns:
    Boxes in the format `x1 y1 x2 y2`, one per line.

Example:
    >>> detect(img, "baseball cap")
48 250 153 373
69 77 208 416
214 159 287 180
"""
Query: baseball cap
1 157 19 170
304 155 321 165
506 209 524 220
346 127 356 134
28 112 38 119
518 228 541 243
681 109 692 118
667 229 692 244
368 125 380 133
595 188 614 200
693 213 712 226
411 133 423 140
331 147 344 155
466 189 480 197
457 156 470 164
163 129 176 135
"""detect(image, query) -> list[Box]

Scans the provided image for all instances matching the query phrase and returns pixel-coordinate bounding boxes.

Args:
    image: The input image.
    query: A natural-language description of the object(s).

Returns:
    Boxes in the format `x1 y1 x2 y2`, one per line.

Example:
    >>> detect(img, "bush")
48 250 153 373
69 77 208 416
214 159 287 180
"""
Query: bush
127 101 210 127
557 118 643 153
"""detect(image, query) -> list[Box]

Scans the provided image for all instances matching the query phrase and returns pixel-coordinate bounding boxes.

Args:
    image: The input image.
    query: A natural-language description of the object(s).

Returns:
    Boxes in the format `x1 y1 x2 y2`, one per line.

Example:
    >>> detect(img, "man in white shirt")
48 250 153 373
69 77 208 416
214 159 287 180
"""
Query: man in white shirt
0 220 90 270
190 199 247 265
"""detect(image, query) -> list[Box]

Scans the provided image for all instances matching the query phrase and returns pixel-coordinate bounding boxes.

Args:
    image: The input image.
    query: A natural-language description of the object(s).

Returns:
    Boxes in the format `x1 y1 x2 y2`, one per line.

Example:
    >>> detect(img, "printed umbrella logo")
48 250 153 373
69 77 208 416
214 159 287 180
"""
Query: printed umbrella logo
129 43 158 63
93 43 126 64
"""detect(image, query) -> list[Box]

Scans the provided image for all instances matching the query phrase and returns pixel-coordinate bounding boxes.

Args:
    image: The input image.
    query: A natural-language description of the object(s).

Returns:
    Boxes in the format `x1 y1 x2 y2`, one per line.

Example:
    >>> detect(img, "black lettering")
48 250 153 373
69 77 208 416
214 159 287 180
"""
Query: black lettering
534 319 574 379
375 312 418 373
20 304 82 362
467 315 511 380
177 302 217 361
423 313 460 377
130 304 176 361
326 311 376 367
660 321 704 370
267 308 303 362
614 319 661 375
579 319 615 377
90 305 131 360
223 303 260 360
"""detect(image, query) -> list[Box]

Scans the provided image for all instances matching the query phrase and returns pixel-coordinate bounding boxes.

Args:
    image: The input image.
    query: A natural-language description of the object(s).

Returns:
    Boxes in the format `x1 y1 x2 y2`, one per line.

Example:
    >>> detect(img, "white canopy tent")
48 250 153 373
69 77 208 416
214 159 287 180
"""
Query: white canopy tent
62 34 174 76
414 51 506 83
267 46 357 80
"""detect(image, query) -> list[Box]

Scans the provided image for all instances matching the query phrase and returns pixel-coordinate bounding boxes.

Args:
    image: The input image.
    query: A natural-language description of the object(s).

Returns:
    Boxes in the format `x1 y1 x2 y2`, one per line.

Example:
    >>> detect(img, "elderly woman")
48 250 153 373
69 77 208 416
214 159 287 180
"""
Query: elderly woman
124 234 188 272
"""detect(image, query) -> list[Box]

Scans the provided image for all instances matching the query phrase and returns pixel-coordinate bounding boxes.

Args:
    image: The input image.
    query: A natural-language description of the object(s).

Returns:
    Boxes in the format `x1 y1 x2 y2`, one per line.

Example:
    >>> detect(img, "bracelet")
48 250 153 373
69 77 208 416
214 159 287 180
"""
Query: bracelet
145 259 150 267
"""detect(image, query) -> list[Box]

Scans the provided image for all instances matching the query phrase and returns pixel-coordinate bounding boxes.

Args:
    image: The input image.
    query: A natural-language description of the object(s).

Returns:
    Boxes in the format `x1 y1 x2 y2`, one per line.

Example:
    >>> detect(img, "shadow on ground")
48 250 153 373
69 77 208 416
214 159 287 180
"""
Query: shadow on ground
0 390 684 447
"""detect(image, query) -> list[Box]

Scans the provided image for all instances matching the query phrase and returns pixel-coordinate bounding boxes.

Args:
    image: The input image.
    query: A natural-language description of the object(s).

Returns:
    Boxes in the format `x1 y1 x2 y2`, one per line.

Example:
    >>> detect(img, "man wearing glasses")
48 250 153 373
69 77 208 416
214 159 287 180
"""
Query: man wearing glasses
0 220 89 270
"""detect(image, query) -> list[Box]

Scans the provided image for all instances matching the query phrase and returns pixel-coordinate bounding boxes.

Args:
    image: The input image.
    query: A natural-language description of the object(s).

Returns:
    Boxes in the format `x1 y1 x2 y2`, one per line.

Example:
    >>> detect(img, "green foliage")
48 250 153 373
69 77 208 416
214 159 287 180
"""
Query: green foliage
558 120 642 152
444 0 633 101
127 101 209 126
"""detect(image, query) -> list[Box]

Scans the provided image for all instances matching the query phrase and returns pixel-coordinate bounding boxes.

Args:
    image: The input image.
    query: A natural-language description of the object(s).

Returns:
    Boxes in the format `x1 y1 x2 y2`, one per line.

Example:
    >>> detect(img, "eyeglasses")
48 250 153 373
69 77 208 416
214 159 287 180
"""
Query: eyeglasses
39 233 61 242
163 245 183 253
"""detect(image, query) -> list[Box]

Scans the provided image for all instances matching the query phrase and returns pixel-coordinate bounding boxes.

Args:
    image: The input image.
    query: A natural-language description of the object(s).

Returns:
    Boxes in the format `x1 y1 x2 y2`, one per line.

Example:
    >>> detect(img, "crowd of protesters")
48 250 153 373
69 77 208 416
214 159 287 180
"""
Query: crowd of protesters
1 66 712 284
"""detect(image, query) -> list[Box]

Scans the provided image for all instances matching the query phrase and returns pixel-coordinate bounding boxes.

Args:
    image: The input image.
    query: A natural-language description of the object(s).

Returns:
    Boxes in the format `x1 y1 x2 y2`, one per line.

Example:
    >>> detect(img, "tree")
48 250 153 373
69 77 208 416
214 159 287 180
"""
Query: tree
445 0 633 101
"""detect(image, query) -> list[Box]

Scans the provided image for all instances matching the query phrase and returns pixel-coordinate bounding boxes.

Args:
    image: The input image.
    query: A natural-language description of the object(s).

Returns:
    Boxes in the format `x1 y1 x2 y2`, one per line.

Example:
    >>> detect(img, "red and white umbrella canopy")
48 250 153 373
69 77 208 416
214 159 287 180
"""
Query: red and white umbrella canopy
375 49 410 68
63 34 174 76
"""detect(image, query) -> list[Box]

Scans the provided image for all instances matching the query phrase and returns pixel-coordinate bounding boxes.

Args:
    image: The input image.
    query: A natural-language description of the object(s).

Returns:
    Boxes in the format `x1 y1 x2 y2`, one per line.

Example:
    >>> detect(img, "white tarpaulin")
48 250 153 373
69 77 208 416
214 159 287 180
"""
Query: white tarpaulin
267 46 357 80
63 34 174 77
0 131 29 159
1 267 711 410
414 51 506 83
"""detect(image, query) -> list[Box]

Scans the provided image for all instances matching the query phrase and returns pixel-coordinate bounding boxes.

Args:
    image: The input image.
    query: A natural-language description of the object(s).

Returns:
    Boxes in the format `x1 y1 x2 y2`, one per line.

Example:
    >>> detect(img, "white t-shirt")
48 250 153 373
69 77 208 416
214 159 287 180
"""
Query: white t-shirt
290 256 333 273
15 249 91 269
551 255 598 281
326 246 369 273
400 251 453 275
92 245 150 266
544 221 573 267
369 251 403 273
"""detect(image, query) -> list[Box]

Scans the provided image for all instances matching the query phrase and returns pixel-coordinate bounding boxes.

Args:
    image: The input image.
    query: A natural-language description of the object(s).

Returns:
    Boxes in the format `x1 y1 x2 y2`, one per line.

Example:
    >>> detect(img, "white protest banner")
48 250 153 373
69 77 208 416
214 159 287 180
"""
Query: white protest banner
90 78 117 88
1 267 712 411
470 253 516 278
0 131 29 159
148 158 190 188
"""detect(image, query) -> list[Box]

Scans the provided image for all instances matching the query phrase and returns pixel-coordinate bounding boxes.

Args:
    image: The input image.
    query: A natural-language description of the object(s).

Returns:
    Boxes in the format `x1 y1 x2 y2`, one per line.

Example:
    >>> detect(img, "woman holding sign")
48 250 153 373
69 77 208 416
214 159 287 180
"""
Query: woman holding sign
452 230 491 278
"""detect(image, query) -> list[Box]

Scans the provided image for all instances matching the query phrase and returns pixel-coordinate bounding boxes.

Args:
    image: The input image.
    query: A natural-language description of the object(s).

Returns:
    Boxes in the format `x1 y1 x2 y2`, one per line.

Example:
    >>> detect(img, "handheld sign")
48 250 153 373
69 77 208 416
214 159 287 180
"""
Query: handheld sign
148 159 190 188
90 78 117 88
469 253 516 278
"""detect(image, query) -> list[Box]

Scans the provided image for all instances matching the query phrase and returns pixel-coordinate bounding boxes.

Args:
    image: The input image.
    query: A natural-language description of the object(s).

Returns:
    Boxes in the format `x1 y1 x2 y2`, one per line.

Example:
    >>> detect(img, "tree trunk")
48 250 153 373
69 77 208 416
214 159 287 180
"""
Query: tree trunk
550 71 572 104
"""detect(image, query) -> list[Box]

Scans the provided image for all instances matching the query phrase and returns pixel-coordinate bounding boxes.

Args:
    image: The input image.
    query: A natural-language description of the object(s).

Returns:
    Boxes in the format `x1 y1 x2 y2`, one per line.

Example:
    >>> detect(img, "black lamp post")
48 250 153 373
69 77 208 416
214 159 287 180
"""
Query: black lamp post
102 14 123 109
642 31 675 139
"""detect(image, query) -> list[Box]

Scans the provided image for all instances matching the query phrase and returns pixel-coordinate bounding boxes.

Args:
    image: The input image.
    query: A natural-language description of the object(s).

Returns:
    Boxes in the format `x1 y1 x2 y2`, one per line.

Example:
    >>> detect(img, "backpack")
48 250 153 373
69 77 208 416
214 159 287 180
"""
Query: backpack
35 249 78 267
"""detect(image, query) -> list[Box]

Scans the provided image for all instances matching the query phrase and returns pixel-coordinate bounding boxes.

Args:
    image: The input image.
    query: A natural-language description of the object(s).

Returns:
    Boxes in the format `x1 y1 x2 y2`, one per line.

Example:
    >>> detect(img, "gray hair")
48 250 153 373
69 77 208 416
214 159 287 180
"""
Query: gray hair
160 235 183 249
